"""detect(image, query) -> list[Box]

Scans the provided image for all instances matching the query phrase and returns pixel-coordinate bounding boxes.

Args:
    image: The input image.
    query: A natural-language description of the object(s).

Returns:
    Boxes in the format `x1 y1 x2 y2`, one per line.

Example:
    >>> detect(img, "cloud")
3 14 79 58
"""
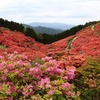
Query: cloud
0 0 100 25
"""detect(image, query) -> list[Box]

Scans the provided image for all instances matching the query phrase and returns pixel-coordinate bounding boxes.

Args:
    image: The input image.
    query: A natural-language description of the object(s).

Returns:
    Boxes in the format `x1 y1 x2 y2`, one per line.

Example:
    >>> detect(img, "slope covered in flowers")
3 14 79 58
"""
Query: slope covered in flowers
48 22 100 58
0 27 47 60
0 52 81 99
0 22 100 59
0 22 100 99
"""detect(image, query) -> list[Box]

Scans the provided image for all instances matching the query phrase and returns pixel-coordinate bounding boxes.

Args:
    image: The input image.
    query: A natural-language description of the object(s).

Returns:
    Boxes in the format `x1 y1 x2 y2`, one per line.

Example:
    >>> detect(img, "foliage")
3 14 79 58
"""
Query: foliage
73 57 100 100
0 44 7 50
0 18 99 44
0 18 100 100
0 18 24 32
0 52 80 100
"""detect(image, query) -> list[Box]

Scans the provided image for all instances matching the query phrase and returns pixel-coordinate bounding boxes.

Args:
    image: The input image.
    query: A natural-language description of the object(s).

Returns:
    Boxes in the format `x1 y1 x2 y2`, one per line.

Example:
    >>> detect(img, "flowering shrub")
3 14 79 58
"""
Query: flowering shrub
0 23 100 61
0 27 47 60
0 52 80 100
47 23 100 58
0 22 100 100
73 57 100 100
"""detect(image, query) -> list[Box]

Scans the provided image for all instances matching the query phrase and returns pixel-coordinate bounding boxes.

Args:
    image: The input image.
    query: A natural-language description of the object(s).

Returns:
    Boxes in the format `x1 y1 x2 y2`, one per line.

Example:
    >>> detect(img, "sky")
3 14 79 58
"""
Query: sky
0 0 100 25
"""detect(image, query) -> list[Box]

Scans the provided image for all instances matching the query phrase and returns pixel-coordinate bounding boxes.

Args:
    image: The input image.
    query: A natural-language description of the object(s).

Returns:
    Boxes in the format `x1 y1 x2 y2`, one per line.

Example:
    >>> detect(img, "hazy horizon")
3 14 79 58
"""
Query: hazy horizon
0 0 100 25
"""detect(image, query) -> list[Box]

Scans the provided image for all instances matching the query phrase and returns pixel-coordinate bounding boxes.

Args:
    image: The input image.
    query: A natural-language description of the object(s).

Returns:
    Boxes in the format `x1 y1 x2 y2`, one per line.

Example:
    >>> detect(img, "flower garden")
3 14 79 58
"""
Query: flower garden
0 22 100 100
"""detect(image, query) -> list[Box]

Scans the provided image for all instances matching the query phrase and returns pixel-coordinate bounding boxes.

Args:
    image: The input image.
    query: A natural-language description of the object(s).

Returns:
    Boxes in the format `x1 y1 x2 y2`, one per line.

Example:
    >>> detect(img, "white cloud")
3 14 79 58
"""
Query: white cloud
0 0 100 25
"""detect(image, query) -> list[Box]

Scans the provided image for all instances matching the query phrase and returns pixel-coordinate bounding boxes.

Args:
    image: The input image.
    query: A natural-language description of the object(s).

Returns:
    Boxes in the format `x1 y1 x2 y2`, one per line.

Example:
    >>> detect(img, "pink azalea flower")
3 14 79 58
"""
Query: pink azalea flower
0 63 3 67
0 56 4 59
27 62 31 66
1 75 7 81
14 51 18 54
61 82 72 89
6 88 11 95
38 77 50 89
10 85 16 92
6 97 13 100
48 90 55 95
42 56 52 61
64 76 68 80
29 67 39 73
9 64 14 68
19 59 24 66
68 75 75 80
4 69 8 74
55 68 64 74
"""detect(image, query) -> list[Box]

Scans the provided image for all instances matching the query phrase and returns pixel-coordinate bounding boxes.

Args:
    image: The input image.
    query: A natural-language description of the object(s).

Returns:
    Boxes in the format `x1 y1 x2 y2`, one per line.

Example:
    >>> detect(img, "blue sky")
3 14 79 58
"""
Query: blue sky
0 0 100 25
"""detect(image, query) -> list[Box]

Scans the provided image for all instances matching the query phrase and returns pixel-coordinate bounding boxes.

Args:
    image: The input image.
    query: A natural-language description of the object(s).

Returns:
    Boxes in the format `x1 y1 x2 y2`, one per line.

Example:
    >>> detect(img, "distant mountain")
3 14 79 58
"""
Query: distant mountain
32 26 63 34
28 22 74 30
24 24 63 34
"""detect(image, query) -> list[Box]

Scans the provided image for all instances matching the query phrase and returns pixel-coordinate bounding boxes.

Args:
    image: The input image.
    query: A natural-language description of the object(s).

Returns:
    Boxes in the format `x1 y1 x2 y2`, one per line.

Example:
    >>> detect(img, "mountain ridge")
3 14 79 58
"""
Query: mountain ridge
28 22 74 30
24 24 63 34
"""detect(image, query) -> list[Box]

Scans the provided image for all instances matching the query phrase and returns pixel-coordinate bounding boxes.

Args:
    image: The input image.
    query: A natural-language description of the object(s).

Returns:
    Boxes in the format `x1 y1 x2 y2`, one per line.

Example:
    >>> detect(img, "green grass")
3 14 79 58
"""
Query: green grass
0 44 7 49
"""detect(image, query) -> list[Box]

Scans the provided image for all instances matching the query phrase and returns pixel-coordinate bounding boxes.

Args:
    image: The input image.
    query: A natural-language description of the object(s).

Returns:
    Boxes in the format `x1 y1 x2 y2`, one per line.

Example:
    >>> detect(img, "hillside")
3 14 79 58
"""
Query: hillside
47 22 100 58
0 22 100 99
0 22 100 59
1 18 99 44
0 27 47 60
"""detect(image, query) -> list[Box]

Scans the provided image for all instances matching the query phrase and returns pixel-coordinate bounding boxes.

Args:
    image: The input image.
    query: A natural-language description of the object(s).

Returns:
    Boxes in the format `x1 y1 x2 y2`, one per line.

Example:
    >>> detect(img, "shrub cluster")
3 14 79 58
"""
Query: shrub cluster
0 51 80 100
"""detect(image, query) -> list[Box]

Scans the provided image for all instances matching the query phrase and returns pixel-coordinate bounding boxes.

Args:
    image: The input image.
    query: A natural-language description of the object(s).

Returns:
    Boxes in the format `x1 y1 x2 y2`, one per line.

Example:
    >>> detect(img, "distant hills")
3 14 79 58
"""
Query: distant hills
28 22 74 30
30 26 63 35
24 24 63 35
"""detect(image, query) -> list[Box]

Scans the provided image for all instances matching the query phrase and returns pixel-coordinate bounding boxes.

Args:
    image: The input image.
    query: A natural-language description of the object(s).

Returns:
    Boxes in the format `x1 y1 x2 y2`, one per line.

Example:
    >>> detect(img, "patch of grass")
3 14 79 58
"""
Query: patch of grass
31 58 45 66
0 44 7 49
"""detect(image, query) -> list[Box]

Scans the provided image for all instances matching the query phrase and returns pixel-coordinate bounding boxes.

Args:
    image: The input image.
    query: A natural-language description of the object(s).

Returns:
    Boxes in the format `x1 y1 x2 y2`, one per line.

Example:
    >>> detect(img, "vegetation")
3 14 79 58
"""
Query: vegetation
0 18 99 44
0 19 100 99
0 52 80 100
73 57 100 100
0 44 7 50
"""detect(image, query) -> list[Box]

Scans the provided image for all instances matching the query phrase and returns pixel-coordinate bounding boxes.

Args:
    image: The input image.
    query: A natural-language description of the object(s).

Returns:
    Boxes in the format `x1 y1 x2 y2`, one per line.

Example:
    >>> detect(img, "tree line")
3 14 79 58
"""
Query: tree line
0 18 99 44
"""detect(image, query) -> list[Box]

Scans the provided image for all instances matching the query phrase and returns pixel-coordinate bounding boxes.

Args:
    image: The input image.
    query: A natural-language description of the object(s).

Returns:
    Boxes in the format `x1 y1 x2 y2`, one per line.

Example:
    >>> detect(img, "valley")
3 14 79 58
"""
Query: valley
0 20 100 100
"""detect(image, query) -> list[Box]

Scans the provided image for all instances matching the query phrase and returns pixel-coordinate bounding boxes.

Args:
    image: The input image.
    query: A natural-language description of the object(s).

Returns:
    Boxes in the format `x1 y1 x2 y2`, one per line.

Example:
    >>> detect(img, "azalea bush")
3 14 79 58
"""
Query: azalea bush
0 23 100 100
73 57 100 100
0 28 47 60
0 52 80 100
